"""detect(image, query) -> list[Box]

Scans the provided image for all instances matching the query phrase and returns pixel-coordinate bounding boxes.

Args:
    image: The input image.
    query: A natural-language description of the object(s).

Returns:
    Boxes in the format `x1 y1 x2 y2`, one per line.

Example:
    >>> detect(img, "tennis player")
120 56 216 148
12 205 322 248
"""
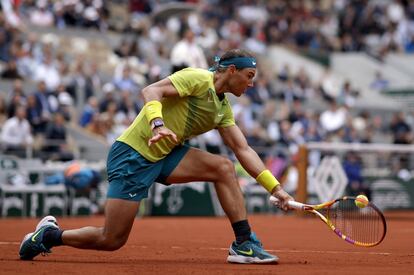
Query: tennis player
19 49 293 264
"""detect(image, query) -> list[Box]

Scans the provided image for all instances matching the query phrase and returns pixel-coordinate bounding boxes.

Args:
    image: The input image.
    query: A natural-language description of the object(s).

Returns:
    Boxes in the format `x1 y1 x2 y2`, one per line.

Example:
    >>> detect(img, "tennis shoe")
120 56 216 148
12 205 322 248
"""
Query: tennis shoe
19 216 59 260
227 232 278 264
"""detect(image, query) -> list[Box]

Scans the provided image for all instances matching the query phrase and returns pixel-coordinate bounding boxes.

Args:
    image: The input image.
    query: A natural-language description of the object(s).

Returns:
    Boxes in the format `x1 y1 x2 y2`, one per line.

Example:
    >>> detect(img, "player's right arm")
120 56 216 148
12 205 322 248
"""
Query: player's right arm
141 78 180 146
141 78 181 102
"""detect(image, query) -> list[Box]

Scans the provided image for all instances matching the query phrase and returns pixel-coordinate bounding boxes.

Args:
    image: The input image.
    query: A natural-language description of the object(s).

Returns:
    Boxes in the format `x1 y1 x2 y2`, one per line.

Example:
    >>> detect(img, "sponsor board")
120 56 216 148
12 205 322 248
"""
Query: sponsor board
367 177 414 210
149 182 224 216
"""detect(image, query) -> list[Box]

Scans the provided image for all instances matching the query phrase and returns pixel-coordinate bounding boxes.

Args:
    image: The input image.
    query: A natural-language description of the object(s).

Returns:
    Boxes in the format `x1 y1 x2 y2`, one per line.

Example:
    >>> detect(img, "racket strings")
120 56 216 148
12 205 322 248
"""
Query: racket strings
326 199 386 246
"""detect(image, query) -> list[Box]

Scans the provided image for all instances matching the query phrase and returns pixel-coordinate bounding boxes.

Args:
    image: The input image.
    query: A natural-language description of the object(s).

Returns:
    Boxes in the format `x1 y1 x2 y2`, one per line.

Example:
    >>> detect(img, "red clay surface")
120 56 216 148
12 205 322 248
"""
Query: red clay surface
0 211 413 275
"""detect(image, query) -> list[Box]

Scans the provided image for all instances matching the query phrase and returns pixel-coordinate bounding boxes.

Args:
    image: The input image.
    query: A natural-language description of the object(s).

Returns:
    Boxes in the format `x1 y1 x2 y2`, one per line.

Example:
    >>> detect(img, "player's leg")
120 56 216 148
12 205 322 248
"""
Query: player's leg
61 199 139 250
19 141 152 260
162 147 277 264
165 147 246 223
19 198 140 260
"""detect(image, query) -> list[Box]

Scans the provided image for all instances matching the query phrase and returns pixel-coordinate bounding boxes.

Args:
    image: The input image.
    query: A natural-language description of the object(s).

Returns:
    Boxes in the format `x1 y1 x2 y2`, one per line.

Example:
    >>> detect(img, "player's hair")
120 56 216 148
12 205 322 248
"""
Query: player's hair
214 49 255 72
220 49 254 61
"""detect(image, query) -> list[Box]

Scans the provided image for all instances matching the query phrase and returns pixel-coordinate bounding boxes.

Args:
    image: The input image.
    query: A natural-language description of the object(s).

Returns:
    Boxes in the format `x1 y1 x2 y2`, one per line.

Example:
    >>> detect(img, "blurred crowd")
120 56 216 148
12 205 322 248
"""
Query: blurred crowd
0 0 413 170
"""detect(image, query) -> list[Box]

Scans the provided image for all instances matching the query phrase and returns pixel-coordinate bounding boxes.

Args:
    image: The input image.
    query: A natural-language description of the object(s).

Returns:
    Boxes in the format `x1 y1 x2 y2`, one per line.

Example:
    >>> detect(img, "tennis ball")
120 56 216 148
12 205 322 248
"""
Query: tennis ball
355 195 369 208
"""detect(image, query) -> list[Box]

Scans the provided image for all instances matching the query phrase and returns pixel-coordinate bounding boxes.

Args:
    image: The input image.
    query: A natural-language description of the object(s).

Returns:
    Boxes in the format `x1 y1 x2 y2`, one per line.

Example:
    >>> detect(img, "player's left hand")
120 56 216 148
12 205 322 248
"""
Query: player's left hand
148 126 178 146
271 185 294 211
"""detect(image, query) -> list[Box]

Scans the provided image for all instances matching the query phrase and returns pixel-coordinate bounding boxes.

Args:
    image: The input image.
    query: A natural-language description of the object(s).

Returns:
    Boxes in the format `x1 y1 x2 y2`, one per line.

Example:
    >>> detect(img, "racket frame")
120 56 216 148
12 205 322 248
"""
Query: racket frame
270 196 387 247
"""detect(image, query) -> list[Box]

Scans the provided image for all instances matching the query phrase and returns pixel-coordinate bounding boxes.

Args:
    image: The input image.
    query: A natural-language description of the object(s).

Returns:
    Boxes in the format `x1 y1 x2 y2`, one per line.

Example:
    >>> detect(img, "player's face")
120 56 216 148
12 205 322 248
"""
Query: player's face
230 68 256 96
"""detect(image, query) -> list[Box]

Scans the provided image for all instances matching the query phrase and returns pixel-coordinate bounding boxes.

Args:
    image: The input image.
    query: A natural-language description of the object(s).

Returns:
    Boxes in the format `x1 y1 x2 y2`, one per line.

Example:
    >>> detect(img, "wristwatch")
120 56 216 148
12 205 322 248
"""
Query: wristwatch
151 118 164 130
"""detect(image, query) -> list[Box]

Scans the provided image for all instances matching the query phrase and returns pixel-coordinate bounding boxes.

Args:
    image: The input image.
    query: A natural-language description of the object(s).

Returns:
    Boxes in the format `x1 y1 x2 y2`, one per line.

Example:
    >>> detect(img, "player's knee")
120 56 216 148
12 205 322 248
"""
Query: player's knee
216 158 237 180
102 239 127 251
100 236 128 251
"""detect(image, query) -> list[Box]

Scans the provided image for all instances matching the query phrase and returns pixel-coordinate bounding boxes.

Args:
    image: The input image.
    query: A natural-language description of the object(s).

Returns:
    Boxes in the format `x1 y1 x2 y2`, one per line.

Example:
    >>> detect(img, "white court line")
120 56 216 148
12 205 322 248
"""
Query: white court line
0 242 391 256
0 242 19 245
198 247 391 256
268 249 391 256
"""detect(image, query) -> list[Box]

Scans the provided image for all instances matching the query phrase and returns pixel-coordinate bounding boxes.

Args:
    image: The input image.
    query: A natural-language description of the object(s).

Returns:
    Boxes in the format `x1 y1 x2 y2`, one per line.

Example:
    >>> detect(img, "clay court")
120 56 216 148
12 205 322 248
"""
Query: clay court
0 211 413 275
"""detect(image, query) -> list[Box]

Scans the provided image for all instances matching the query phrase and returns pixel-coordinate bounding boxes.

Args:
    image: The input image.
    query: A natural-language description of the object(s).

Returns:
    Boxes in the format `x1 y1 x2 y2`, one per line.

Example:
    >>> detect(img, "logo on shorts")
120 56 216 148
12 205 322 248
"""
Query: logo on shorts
129 193 137 198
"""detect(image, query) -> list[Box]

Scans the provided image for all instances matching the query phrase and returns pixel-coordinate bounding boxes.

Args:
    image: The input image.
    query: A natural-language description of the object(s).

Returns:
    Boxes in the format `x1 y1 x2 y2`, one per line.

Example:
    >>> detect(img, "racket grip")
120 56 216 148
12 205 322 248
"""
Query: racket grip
269 196 304 210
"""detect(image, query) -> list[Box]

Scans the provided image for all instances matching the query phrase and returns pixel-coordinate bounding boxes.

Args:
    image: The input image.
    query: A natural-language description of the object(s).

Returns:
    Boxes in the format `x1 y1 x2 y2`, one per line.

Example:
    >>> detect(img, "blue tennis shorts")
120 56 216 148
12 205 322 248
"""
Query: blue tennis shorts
106 141 190 201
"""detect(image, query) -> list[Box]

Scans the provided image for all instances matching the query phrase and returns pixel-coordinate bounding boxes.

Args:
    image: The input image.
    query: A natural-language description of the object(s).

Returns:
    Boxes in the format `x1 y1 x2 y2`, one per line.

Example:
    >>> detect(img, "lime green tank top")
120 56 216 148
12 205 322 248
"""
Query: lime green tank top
117 68 235 162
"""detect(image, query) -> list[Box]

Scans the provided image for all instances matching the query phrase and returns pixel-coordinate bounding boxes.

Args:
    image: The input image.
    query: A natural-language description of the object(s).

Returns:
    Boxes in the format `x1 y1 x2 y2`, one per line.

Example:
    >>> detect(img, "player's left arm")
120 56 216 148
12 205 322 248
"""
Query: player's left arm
218 125 293 209
218 125 265 178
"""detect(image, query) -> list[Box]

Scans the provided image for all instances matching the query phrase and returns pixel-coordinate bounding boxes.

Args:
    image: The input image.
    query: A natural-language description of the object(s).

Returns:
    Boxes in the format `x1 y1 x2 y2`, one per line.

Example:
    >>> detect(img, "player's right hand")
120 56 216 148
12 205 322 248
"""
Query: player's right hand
271 185 294 211
148 127 178 146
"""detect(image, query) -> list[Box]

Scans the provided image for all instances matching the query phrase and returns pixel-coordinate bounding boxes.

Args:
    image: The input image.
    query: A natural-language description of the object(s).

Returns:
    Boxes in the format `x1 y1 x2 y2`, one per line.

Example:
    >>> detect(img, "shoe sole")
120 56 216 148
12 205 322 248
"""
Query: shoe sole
227 254 278 264
19 233 33 252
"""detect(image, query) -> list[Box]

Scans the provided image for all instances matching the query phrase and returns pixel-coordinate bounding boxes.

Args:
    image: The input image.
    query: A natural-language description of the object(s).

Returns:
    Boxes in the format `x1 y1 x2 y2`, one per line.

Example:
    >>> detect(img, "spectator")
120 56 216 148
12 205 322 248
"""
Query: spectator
405 33 414 53
1 59 22 79
170 26 208 69
85 113 106 138
288 99 305 124
278 119 293 148
34 80 53 127
82 4 102 30
117 90 140 123
8 79 26 100
6 79 26 117
232 95 256 138
1 106 33 158
0 25 10 62
99 83 116 112
56 83 73 107
390 111 412 144
84 62 102 99
66 58 87 103
113 66 139 94
26 93 45 134
43 113 74 161
29 0 54 27
257 99 280 145
79 96 98 127
114 38 136 58
57 95 74 122
343 151 371 198
370 71 390 91
319 98 348 134
337 81 359 108
281 78 302 104
245 77 270 107
0 94 7 125
368 114 391 143
33 53 61 91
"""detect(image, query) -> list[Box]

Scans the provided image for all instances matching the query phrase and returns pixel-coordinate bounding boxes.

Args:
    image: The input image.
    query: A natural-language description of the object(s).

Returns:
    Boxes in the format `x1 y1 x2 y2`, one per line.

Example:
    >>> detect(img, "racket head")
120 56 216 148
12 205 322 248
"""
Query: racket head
320 197 387 247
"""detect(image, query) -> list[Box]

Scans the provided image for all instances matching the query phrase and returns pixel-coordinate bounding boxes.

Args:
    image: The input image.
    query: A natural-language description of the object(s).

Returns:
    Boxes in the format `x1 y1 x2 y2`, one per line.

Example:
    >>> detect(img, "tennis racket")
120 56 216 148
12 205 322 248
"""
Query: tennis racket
270 196 387 247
